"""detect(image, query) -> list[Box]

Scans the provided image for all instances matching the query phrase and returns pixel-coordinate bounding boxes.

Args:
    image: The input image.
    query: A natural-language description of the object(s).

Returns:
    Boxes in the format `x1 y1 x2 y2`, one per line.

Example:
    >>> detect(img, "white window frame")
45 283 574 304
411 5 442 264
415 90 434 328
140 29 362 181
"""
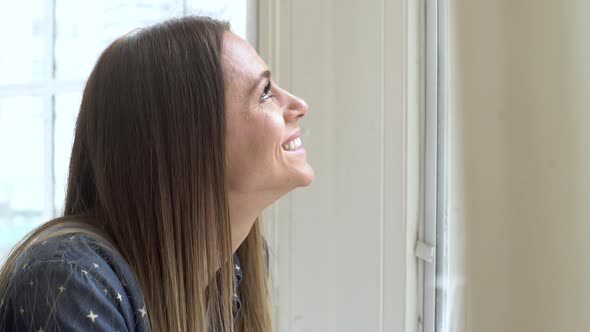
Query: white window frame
419 0 439 329
420 0 449 331
434 0 450 330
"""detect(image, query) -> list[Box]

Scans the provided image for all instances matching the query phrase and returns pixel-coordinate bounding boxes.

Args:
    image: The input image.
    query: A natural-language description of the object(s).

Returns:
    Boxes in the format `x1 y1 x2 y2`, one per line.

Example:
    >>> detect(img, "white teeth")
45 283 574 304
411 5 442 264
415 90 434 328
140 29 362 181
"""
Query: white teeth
283 137 303 151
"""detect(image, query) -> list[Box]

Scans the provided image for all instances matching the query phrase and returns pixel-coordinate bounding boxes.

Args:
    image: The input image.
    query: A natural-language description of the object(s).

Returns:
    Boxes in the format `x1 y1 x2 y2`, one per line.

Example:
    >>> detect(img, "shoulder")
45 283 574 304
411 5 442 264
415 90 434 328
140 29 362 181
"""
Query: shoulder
0 233 150 331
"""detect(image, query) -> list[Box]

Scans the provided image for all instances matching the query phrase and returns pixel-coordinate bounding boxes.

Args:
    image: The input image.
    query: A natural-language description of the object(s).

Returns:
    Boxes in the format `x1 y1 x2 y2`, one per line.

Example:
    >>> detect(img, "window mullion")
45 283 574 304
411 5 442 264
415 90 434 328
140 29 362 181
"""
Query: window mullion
435 0 450 330
42 0 56 220
0 81 84 97
422 0 439 331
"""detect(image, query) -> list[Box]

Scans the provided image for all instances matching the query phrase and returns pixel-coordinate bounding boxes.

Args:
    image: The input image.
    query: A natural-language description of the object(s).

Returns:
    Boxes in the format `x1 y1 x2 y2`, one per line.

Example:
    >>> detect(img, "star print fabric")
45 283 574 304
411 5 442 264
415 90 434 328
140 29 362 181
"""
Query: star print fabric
0 231 245 331
0 233 151 331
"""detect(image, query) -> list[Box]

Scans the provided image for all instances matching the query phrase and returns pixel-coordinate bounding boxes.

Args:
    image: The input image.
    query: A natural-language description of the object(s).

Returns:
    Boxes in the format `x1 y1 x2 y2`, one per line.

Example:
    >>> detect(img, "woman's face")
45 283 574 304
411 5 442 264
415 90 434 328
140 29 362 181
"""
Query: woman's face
223 32 314 199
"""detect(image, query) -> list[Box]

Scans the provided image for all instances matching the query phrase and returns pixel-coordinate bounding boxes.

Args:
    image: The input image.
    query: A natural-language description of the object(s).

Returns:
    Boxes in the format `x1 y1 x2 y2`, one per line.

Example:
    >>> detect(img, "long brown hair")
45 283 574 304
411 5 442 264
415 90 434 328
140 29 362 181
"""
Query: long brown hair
0 16 271 331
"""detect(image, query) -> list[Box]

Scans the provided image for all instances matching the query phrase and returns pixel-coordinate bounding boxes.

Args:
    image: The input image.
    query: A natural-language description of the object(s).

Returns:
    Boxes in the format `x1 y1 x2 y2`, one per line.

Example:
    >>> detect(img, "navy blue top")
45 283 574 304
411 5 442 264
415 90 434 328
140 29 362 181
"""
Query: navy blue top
0 232 243 331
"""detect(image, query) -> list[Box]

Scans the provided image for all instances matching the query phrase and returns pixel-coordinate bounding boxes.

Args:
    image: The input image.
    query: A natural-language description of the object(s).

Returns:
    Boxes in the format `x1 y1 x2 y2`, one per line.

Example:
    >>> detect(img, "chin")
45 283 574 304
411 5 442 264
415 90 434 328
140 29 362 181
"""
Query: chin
296 167 315 187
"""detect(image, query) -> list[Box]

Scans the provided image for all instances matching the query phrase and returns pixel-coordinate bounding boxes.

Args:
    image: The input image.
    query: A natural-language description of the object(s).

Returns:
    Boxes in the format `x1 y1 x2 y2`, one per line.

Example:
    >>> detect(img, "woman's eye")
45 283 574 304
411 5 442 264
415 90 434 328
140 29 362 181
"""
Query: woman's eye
260 82 273 102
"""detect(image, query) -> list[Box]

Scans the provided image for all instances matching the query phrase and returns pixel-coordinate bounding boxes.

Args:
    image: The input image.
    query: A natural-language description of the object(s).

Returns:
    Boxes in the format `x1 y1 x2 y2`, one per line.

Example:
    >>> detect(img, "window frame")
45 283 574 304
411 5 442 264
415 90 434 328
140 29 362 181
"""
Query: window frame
420 0 449 331
421 0 437 328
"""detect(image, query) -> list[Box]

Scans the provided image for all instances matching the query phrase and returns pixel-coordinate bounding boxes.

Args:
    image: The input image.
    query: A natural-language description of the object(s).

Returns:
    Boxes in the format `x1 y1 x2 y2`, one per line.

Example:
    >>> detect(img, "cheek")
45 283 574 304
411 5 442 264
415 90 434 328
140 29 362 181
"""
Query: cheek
246 112 284 161
226 111 284 179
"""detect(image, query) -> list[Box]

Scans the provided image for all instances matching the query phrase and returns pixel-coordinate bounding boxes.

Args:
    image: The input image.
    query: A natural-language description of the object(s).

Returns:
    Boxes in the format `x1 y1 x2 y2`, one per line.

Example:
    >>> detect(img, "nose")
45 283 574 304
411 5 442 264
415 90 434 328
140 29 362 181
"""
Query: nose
282 89 309 122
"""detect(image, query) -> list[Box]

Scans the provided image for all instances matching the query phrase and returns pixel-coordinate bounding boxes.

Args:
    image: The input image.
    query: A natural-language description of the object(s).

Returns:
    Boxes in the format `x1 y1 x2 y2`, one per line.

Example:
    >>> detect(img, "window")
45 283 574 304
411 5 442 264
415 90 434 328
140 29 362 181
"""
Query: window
420 0 448 331
0 0 254 260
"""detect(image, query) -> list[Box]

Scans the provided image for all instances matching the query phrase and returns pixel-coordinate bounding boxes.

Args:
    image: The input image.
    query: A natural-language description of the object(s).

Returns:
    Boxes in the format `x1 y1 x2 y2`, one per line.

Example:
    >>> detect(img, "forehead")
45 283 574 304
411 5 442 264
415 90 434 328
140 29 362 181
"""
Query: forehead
221 32 267 87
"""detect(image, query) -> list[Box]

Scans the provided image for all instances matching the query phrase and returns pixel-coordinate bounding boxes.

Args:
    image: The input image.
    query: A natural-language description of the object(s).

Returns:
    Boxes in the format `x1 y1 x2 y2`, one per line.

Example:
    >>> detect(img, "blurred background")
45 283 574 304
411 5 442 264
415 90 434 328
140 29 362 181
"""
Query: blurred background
1 0 590 332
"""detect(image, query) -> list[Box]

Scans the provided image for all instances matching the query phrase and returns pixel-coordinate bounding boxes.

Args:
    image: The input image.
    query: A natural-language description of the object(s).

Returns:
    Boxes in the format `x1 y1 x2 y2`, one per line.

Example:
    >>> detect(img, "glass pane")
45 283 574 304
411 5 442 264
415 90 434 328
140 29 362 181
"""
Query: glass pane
55 0 184 81
0 96 45 260
187 0 248 40
0 1 46 84
54 93 82 214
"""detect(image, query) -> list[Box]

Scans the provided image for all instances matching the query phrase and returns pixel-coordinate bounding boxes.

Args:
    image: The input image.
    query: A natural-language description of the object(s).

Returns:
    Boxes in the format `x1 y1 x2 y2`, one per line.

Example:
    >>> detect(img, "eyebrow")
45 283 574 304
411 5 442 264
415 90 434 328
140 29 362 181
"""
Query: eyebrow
249 69 272 95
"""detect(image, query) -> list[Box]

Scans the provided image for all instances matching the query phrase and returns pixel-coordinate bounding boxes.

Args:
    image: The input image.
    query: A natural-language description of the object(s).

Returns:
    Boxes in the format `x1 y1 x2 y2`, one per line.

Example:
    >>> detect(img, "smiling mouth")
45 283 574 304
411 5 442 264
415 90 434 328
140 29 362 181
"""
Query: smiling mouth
282 137 303 151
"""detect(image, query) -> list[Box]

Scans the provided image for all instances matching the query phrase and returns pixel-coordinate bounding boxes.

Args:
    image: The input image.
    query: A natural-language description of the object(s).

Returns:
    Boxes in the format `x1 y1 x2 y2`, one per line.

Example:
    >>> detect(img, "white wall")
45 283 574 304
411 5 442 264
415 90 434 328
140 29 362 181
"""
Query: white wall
259 0 420 331
447 1 590 331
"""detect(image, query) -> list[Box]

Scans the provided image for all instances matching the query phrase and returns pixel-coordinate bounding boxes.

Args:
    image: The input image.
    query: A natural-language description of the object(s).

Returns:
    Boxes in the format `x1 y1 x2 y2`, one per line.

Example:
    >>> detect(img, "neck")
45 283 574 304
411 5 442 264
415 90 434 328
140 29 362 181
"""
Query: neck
228 190 275 252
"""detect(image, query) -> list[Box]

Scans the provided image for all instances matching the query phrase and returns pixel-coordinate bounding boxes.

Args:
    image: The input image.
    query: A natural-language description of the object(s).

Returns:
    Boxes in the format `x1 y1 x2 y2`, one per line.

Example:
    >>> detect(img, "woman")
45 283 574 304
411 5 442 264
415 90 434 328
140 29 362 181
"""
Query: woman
0 16 313 331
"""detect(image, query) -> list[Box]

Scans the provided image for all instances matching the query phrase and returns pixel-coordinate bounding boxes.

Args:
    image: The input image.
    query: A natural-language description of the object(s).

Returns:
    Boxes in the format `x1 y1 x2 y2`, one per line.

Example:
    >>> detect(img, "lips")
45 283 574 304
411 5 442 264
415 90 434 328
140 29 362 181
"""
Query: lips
282 129 301 145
